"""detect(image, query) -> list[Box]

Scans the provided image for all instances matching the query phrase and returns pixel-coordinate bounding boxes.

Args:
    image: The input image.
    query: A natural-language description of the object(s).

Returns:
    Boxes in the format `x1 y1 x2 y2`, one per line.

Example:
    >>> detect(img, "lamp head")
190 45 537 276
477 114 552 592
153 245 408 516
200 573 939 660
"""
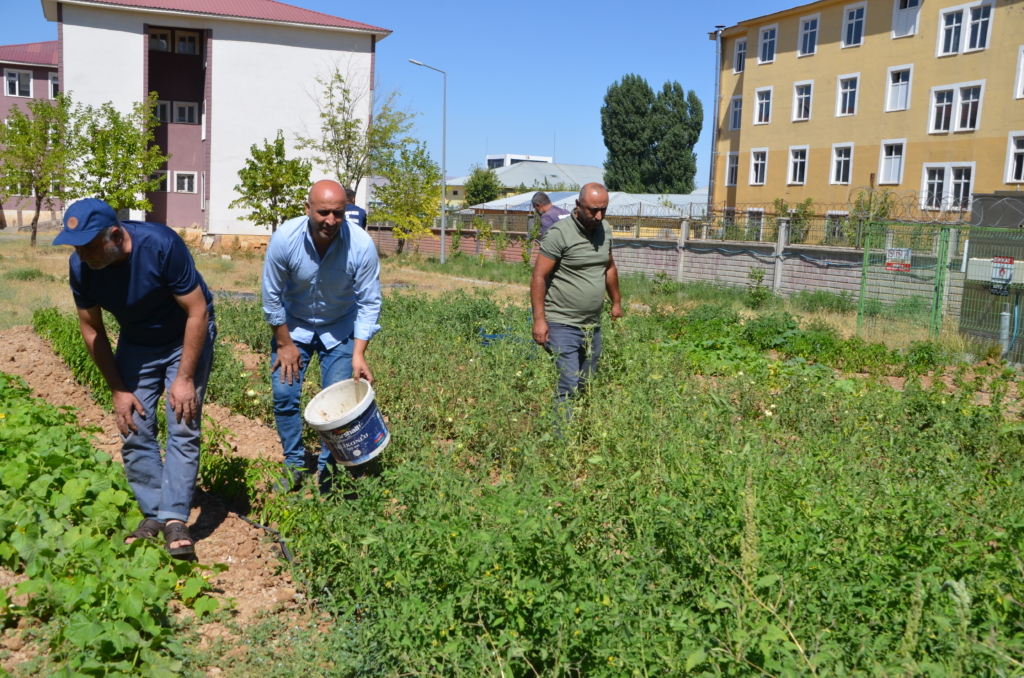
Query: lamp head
409 59 424 66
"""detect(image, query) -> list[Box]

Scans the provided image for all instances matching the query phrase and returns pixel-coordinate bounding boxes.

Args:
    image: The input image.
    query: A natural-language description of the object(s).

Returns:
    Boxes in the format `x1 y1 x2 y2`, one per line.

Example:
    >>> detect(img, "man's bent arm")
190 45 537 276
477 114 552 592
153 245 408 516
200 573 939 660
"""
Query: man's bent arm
77 306 129 393
531 254 558 345
605 252 623 314
351 248 382 383
172 286 210 382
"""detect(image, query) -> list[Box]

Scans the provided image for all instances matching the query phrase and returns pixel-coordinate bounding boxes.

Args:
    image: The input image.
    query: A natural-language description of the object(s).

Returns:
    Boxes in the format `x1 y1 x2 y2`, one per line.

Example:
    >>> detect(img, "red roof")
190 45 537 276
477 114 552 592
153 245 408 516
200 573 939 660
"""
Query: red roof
71 0 390 34
0 41 59 67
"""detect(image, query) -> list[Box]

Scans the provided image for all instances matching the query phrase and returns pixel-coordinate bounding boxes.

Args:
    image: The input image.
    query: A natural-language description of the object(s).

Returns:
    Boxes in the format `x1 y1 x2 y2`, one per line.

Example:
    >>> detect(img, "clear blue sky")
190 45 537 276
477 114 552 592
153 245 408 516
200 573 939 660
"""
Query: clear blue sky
0 0 795 187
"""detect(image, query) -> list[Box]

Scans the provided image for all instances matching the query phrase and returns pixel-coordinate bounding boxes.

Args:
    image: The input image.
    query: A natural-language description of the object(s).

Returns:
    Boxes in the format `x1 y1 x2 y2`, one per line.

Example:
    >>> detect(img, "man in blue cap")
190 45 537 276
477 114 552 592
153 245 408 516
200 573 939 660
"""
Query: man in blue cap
54 199 216 560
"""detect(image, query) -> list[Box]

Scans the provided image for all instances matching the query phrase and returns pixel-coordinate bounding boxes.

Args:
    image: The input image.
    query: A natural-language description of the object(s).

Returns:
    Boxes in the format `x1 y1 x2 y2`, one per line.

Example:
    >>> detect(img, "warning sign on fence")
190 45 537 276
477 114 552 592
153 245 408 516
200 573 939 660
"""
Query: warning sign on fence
885 248 912 272
990 256 1015 296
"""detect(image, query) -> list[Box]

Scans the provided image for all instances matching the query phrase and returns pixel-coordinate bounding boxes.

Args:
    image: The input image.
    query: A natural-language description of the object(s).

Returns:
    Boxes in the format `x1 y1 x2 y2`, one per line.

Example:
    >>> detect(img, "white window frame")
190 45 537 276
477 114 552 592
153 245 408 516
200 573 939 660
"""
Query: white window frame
149 30 170 52
798 13 820 57
1015 46 1024 100
150 170 168 193
754 86 773 125
835 73 860 117
4 69 32 98
155 100 170 123
1004 131 1024 184
885 64 914 112
920 161 976 211
729 96 743 130
831 143 855 185
48 73 58 99
927 79 985 134
936 1 994 57
173 101 198 124
750 148 769 186
878 139 907 185
841 2 868 48
758 24 778 64
725 152 739 186
891 0 922 38
788 145 809 185
174 171 198 194
733 38 747 74
176 30 200 55
792 80 814 122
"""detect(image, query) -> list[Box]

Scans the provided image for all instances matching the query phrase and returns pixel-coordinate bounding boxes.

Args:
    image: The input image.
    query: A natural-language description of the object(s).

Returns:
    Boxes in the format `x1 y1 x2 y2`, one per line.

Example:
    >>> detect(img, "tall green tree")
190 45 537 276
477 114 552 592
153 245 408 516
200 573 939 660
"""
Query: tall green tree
0 95 77 247
370 141 441 253
229 130 311 232
601 75 703 194
463 165 502 206
68 92 169 212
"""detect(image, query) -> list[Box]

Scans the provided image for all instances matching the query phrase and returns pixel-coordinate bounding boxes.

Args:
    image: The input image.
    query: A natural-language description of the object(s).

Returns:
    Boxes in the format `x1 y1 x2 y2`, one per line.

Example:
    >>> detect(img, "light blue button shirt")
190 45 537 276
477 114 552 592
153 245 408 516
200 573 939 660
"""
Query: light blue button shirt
262 215 382 349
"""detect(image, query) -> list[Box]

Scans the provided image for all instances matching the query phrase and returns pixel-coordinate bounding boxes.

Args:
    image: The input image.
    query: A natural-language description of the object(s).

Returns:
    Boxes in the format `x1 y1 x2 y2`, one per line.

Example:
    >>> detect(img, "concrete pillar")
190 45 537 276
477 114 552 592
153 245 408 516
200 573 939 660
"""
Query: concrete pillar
774 218 789 293
884 230 895 252
676 217 690 283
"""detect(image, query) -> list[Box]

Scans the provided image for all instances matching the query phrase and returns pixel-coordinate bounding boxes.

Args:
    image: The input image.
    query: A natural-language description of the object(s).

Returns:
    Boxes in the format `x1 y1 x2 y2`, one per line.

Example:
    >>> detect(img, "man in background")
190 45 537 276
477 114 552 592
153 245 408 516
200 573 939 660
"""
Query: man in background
345 187 367 230
530 183 622 423
263 180 382 493
531 192 570 238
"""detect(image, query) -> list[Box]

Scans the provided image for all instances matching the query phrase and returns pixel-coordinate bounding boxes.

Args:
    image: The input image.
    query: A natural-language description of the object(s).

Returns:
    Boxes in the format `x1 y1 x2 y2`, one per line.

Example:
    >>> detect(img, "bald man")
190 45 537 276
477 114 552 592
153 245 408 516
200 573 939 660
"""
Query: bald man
262 180 383 492
530 183 622 423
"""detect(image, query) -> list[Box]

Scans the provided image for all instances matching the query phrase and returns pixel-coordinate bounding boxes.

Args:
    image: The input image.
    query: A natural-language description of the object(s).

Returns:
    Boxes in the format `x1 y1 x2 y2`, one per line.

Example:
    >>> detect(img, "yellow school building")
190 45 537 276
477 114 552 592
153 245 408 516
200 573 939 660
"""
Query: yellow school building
712 0 1024 211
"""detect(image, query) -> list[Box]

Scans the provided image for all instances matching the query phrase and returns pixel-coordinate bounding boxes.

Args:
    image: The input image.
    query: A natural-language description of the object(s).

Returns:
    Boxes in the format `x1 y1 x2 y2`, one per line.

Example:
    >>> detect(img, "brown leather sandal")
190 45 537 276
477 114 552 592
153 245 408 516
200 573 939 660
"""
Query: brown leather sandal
125 518 165 545
163 521 196 559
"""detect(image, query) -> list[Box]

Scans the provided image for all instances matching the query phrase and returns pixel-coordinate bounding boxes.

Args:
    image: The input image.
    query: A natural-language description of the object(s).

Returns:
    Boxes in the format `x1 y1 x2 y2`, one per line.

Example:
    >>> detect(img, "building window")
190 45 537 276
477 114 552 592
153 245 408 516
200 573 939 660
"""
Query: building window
893 0 921 38
759 25 777 64
726 153 739 186
886 66 912 111
150 171 168 192
879 140 905 184
4 69 32 98
842 3 866 47
825 211 850 244
1007 133 1024 183
175 171 197 193
832 144 853 184
793 82 813 121
925 167 945 208
176 31 200 55
789 147 808 185
799 14 819 56
149 30 170 51
1017 46 1024 100
173 102 197 124
734 39 746 73
940 10 963 55
49 73 59 99
155 100 169 123
932 89 953 131
750 149 768 185
729 96 742 130
951 167 972 210
755 87 772 124
958 86 981 130
921 162 976 210
837 75 858 116
967 4 991 51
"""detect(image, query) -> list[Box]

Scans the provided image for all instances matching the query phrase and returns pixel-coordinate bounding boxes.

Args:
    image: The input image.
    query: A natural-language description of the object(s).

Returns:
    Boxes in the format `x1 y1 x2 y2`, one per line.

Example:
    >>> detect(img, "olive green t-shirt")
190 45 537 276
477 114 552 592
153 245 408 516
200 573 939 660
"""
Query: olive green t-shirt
539 211 613 328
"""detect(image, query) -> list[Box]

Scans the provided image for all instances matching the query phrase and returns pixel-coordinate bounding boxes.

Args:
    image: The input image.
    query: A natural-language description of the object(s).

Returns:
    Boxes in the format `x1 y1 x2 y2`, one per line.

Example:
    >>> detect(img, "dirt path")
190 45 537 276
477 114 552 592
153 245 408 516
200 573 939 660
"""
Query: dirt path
0 326 298 628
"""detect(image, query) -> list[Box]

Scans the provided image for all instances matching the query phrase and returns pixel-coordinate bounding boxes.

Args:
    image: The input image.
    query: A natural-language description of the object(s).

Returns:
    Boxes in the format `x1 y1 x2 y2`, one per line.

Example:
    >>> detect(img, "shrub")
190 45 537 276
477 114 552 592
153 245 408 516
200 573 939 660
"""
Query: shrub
790 289 857 315
744 267 775 310
741 311 799 350
5 267 55 282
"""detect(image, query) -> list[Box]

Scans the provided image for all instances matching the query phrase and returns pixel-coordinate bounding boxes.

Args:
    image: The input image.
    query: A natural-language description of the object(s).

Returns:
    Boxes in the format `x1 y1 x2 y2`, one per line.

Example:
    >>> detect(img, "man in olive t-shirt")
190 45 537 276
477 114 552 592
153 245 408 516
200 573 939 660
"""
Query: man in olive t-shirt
530 183 623 420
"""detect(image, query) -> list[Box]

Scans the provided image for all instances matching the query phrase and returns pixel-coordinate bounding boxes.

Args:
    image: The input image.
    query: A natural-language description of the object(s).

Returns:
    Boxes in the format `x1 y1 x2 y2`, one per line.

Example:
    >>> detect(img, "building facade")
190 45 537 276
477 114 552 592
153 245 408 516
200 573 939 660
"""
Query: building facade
712 0 1024 212
28 0 390 234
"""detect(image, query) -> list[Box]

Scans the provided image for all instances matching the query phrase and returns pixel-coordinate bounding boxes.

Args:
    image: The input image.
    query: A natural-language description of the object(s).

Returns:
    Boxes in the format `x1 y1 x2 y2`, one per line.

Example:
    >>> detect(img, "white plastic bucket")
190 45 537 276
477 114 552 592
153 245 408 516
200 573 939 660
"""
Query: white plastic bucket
303 379 390 466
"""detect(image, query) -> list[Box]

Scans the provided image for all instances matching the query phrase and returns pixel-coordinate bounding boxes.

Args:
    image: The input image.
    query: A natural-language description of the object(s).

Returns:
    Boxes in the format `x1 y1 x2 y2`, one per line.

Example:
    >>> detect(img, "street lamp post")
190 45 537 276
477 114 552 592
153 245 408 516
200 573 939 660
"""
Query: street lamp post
409 59 447 264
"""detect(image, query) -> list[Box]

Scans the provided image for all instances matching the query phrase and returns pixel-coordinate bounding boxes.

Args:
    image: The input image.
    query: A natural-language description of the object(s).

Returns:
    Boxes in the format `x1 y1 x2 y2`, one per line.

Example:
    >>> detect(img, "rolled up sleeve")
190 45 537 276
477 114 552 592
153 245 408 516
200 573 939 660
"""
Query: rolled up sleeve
262 235 289 326
352 248 382 341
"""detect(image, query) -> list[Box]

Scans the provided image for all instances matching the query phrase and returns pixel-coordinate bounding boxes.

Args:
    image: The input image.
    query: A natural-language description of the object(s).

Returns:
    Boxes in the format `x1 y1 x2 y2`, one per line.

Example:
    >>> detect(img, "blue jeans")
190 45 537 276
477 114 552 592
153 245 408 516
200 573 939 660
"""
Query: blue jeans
545 323 602 420
116 321 216 523
271 334 353 474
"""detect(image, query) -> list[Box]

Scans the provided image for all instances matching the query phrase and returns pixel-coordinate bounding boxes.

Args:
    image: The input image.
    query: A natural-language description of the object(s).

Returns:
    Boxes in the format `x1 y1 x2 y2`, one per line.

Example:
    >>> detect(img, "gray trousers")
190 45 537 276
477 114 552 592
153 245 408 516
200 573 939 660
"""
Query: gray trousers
545 323 602 419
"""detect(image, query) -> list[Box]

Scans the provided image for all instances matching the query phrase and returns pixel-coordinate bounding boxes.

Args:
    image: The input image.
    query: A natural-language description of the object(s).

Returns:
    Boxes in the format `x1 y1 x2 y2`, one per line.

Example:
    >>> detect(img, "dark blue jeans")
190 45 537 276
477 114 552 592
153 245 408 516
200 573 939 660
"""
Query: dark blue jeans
545 323 602 420
270 334 353 474
116 321 216 523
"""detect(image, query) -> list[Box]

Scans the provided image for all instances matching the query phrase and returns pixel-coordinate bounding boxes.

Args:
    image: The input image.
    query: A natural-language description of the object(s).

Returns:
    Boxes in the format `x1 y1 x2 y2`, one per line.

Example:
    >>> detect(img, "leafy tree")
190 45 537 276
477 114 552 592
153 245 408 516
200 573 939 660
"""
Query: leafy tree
296 67 415 191
68 92 169 212
229 130 311 232
463 165 502 206
0 95 77 247
601 74 703 194
370 141 441 253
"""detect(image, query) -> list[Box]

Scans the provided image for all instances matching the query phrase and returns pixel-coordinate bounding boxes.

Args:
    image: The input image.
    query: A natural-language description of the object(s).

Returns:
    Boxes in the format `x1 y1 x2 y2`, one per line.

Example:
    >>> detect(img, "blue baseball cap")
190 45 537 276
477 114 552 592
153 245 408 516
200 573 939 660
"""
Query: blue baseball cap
53 199 120 247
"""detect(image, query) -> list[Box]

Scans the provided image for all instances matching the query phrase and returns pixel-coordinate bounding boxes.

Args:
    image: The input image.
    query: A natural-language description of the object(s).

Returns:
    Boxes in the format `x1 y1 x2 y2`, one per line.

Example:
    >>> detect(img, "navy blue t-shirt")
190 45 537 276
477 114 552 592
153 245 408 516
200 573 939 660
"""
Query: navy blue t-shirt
345 204 367 230
69 221 214 347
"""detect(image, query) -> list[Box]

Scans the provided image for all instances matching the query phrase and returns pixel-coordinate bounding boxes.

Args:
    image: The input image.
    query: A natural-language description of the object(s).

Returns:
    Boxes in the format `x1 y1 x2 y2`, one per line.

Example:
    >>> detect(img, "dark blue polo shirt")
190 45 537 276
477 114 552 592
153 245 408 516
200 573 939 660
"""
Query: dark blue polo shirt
345 204 367 230
69 221 214 347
